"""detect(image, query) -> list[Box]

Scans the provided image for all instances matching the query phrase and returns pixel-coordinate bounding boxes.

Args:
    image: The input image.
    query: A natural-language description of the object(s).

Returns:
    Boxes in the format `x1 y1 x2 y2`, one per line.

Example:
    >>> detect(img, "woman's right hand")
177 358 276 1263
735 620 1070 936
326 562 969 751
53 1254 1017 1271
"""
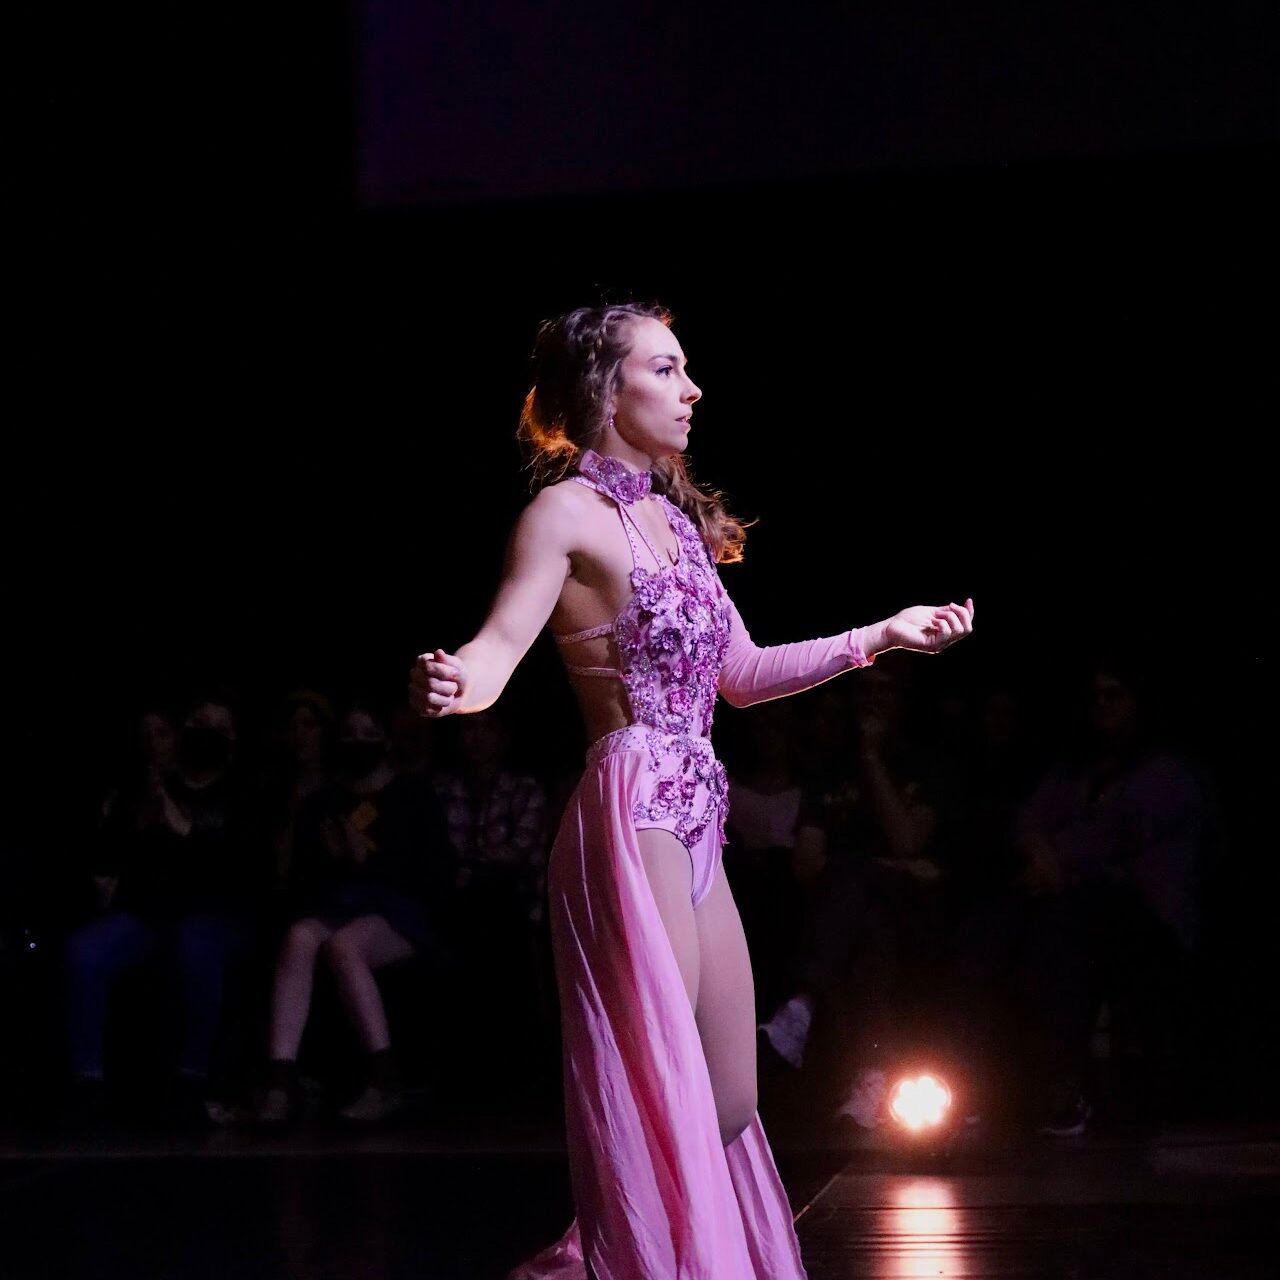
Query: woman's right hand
410 648 469 718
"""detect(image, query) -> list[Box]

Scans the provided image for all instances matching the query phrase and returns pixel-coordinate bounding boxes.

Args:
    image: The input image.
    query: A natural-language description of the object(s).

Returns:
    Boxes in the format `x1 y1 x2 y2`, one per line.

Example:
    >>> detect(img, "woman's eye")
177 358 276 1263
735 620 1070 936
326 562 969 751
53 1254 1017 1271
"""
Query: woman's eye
657 366 673 376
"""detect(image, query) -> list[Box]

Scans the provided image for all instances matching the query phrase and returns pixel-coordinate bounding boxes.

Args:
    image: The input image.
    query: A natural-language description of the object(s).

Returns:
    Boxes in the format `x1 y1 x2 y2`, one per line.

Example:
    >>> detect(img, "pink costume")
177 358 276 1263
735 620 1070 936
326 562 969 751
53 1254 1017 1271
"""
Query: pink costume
509 450 872 1280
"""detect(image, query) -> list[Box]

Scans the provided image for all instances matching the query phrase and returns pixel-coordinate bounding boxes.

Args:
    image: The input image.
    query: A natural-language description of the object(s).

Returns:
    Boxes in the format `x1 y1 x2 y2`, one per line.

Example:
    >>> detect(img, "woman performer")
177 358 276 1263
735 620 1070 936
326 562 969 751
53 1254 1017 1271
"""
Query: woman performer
408 301 974 1279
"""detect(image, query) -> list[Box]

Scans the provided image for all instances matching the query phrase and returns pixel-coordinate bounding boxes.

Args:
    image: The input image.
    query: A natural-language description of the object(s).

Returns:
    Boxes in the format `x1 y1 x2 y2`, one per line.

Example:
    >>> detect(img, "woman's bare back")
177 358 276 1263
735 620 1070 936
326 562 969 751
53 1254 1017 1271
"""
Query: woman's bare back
545 478 690 744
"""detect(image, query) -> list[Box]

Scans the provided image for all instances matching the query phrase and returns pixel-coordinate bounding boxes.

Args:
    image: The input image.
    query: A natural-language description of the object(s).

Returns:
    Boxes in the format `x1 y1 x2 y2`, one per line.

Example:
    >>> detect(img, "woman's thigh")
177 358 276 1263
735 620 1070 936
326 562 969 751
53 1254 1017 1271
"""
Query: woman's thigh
635 827 699 1011
328 915 417 970
693 860 758 1133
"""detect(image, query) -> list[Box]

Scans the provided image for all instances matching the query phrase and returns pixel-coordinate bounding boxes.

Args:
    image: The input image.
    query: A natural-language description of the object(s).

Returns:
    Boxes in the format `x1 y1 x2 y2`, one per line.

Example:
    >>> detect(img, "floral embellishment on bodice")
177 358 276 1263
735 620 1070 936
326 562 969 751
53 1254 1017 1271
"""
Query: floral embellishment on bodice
613 498 731 739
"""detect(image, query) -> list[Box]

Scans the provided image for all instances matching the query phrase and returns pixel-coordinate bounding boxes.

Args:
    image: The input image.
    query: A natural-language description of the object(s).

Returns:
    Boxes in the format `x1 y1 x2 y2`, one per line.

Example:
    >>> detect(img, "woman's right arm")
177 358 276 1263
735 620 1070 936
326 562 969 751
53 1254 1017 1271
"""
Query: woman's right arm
410 490 576 717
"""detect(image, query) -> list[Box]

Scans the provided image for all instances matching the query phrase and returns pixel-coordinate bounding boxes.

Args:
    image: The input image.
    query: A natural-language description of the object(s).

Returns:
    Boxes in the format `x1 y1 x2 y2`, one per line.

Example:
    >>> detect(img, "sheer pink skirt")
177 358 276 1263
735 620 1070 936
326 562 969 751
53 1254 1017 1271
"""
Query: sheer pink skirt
507 726 809 1280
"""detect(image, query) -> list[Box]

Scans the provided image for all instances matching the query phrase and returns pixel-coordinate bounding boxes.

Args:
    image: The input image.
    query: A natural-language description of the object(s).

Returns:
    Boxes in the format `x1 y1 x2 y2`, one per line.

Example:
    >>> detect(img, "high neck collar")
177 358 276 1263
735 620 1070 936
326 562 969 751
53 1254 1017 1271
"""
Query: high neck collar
575 448 653 506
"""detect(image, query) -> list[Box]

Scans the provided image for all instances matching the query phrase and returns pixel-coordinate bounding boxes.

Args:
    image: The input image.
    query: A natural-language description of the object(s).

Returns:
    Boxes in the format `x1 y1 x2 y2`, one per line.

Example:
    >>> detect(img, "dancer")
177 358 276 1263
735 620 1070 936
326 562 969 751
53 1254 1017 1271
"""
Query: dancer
409 301 974 1279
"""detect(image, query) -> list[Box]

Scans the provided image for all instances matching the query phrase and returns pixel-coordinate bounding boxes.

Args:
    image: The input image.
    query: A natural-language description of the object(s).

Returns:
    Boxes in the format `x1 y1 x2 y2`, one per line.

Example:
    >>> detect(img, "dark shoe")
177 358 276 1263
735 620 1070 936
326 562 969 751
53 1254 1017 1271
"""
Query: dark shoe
336 1082 406 1126
1039 1089 1092 1138
252 1058 306 1132
253 1083 304 1132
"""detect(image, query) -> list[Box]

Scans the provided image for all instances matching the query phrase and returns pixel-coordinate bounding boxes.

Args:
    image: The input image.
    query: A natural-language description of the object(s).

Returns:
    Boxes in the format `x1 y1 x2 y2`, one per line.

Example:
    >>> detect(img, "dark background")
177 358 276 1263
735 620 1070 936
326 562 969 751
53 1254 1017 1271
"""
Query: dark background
9 4 1278 1092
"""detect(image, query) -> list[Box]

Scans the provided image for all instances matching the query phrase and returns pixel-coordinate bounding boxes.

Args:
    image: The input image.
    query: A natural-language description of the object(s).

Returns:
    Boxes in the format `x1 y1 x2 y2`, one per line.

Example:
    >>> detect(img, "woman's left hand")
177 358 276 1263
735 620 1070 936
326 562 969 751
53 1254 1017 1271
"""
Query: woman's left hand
882 598 974 655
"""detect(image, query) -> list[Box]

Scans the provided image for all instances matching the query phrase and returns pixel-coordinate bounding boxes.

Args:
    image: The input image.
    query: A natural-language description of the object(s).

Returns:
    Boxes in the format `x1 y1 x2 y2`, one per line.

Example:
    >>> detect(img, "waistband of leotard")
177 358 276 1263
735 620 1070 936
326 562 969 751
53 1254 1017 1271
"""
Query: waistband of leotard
584 724 715 768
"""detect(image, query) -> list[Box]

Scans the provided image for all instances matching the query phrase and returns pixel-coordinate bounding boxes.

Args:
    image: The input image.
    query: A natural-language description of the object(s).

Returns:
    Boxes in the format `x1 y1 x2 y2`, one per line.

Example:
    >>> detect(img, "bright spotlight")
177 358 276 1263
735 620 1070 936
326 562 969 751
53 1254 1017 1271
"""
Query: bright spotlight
888 1073 952 1132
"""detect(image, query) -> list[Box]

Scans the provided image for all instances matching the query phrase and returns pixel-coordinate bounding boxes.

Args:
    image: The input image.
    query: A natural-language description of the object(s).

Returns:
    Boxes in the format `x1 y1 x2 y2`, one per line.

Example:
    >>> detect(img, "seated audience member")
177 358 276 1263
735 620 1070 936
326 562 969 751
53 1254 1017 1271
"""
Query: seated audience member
260 689 335 887
757 655 961 1131
933 677 1045 1126
723 698 806 1017
1013 653 1208 1133
256 699 451 1127
63 693 262 1123
434 707 548 928
432 708 550 1077
389 702 437 778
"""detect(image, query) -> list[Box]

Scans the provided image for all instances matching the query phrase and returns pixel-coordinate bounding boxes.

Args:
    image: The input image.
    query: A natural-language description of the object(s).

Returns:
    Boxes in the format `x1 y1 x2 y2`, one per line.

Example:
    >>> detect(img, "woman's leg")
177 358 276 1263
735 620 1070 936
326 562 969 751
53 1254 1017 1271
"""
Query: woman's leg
267 917 333 1061
693 860 759 1147
322 915 418 1122
637 829 759 1146
64 912 159 1079
321 914 415 1053
169 911 249 1079
635 828 700 1011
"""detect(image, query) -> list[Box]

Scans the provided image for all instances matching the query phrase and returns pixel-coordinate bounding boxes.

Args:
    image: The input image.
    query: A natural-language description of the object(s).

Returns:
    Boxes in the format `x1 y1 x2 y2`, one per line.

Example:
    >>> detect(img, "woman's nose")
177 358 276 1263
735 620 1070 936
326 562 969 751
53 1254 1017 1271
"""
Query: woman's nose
684 377 702 402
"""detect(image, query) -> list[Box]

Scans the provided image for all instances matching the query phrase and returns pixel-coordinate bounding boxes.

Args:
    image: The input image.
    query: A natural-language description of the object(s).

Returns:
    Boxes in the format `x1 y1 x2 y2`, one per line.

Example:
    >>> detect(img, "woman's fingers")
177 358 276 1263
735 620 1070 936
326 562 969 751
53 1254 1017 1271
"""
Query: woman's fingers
926 600 974 647
929 609 958 639
415 659 459 680
411 654 461 687
411 678 460 701
408 648 467 717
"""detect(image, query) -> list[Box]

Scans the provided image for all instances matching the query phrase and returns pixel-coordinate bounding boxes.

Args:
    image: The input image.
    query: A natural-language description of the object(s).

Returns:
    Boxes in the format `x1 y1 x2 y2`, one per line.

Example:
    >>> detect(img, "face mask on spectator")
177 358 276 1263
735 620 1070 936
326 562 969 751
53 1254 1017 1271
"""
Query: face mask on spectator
179 725 232 773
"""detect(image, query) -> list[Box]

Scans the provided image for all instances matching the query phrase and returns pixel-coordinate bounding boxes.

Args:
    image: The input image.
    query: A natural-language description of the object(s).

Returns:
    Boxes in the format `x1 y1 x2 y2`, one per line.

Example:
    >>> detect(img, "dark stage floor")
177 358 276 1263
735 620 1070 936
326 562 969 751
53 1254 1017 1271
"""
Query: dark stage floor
3 1099 1278 1280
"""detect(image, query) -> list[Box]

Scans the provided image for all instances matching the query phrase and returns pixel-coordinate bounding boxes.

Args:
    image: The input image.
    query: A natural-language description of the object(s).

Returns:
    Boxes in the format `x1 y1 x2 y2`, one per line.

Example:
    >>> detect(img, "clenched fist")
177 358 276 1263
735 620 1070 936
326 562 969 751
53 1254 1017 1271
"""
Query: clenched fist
409 648 470 718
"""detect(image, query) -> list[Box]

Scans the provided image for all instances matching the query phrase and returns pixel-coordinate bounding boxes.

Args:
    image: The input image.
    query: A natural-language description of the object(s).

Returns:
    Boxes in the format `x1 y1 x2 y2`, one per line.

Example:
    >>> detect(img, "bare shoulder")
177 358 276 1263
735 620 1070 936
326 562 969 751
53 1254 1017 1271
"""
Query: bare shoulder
511 479 595 553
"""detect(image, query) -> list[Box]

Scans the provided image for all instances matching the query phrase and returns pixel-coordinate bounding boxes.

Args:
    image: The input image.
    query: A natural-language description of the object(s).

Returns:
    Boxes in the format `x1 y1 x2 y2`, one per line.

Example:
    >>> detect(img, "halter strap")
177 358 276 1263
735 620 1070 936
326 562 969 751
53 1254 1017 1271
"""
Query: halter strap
563 664 624 680
555 620 613 646
572 474 673 573
553 472 677 679
618 501 672 574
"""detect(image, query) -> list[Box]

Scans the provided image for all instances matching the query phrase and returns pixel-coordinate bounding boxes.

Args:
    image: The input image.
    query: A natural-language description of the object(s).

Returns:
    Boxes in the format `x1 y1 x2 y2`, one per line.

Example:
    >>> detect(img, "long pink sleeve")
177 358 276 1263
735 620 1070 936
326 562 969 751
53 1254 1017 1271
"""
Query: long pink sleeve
717 593 873 708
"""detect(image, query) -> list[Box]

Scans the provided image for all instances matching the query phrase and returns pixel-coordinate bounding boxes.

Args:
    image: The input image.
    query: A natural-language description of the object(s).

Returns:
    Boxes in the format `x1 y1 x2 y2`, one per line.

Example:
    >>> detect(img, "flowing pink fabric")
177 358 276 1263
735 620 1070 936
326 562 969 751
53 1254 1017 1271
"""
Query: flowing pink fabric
508 733 809 1280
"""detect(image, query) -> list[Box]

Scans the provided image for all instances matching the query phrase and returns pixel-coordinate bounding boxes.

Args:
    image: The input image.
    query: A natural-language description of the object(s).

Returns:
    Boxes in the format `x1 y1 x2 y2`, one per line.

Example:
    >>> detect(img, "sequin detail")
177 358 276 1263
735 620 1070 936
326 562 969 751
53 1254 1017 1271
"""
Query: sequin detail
576 448 653 506
631 730 728 850
613 500 731 739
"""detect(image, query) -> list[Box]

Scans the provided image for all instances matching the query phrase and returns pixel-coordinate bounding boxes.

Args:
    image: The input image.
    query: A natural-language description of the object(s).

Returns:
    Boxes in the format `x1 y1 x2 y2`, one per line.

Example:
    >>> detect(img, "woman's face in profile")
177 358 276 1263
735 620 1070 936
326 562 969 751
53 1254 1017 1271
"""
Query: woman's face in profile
612 317 702 460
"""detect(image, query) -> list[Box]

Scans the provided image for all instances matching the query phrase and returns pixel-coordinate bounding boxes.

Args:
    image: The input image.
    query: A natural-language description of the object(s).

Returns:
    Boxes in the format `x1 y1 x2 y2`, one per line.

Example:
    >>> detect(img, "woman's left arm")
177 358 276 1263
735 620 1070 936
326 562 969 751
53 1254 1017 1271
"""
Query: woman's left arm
717 593 973 708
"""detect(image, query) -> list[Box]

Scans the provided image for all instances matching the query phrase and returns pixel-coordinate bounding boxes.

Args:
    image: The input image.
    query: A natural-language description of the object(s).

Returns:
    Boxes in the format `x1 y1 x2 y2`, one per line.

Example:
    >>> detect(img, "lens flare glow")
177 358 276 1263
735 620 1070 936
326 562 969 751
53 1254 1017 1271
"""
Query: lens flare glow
889 1074 952 1131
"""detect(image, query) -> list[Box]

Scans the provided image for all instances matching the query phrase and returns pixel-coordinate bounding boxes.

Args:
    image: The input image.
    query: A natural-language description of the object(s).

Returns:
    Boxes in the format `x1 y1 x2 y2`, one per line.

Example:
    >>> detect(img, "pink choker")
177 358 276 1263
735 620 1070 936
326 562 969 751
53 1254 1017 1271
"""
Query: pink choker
575 448 653 506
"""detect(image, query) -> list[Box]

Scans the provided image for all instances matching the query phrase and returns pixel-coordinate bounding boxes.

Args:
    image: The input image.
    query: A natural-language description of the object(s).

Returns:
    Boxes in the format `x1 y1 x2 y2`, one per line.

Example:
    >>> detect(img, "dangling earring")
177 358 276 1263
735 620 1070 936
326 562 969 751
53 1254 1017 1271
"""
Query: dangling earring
608 414 616 431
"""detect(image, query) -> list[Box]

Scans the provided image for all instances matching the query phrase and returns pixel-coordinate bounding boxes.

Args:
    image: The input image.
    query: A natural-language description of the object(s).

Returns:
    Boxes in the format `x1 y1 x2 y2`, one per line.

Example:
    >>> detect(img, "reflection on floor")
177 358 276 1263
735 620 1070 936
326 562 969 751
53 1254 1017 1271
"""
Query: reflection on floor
3 1108 1278 1279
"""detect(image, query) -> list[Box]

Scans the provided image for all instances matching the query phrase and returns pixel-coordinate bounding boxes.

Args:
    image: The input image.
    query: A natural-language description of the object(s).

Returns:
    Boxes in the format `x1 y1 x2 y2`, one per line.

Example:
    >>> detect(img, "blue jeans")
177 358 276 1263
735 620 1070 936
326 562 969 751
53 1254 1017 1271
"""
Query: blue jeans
64 910 250 1078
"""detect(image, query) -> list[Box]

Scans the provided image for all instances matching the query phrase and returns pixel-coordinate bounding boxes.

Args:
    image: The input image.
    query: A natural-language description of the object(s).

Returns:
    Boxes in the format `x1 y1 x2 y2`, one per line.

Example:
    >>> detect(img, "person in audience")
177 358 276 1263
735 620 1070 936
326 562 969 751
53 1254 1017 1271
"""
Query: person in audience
63 692 262 1124
1013 652 1208 1134
757 655 963 1133
723 698 806 1018
255 699 451 1128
